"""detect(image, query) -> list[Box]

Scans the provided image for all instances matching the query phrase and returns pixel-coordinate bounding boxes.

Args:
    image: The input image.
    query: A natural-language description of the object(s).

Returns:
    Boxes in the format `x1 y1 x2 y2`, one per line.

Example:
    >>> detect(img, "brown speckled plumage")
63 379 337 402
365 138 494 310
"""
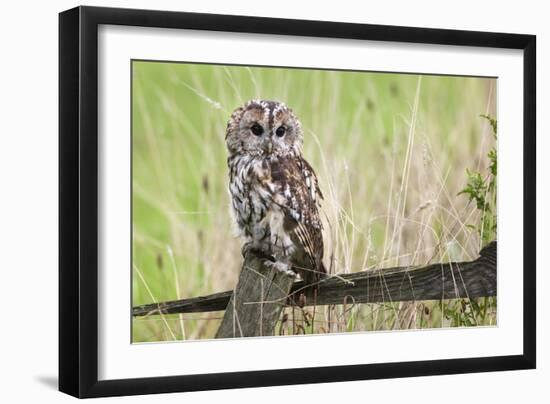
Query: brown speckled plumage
225 100 326 284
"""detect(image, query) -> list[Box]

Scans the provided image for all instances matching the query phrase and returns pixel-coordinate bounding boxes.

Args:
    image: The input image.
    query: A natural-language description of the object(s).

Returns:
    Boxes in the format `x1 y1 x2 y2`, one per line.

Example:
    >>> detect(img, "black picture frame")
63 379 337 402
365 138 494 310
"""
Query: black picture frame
59 5 536 398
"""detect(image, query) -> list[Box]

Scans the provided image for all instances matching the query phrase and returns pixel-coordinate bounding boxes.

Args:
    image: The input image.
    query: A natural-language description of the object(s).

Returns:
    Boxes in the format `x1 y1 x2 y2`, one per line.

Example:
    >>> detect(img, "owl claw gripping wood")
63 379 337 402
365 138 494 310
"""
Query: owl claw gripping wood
264 261 297 277
225 99 327 286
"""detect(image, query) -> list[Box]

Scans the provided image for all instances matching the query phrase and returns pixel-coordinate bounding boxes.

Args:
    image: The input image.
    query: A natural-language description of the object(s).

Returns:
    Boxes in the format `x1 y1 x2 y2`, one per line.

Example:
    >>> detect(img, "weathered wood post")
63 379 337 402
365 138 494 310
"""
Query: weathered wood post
215 253 295 338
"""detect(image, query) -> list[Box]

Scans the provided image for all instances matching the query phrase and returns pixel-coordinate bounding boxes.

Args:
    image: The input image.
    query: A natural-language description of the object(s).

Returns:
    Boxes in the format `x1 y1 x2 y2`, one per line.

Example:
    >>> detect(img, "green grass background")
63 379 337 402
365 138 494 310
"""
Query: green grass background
132 61 497 342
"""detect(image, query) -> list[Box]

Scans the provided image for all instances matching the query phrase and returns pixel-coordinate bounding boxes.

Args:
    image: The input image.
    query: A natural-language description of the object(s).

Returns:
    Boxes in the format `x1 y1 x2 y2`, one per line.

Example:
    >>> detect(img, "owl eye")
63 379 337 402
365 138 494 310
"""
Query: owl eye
275 126 286 137
250 123 263 136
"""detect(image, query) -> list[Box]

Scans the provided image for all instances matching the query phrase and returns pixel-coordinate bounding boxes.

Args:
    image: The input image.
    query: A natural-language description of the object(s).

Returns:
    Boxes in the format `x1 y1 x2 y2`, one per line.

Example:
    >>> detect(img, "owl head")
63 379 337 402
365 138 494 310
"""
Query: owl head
225 100 303 157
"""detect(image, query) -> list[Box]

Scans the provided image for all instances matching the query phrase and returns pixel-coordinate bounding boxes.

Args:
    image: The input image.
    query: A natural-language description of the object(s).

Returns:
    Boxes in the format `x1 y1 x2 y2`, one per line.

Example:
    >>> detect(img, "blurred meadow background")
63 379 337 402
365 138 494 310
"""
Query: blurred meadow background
132 60 497 343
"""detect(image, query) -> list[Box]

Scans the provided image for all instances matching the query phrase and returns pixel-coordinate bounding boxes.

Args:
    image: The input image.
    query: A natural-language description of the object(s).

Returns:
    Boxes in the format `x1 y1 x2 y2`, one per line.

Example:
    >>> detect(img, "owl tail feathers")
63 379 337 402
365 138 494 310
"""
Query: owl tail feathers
307 261 327 286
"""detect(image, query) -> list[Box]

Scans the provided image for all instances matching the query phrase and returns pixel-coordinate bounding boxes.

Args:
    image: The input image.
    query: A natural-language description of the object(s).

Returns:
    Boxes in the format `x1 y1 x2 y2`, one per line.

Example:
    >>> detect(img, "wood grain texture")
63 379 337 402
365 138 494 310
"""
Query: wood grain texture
133 241 496 318
215 253 296 338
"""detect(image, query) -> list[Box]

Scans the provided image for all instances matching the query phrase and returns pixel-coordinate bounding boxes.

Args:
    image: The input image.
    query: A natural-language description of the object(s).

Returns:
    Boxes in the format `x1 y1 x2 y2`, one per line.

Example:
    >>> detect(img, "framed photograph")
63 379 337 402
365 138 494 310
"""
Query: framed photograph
59 6 536 398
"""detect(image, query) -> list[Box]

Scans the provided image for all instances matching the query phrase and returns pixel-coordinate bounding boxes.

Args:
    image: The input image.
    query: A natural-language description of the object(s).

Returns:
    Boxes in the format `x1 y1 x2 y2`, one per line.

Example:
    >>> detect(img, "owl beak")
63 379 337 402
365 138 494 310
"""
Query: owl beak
264 140 273 154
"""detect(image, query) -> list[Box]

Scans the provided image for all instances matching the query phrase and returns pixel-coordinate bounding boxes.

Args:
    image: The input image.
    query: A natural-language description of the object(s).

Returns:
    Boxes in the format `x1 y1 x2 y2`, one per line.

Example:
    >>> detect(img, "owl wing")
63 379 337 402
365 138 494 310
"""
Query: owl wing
269 156 325 277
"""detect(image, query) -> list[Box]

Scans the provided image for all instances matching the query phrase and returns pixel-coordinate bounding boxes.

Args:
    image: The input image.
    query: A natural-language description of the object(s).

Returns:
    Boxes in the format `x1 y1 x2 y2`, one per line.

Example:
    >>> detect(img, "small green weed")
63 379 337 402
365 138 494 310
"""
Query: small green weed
458 114 497 246
450 114 498 327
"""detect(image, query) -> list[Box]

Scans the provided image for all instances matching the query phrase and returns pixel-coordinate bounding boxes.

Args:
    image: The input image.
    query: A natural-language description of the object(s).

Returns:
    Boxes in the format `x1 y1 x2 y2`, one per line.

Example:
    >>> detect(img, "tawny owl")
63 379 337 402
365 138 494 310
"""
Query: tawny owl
225 99 326 285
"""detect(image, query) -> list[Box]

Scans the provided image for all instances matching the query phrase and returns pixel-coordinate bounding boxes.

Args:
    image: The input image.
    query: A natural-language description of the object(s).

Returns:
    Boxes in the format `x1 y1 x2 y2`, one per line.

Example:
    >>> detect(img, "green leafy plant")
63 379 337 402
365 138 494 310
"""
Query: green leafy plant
458 114 497 246
443 296 495 327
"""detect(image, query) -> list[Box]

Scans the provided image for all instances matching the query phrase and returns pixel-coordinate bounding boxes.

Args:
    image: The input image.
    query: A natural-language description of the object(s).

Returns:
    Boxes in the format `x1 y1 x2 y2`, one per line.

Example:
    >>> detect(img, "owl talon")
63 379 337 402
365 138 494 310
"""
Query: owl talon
264 261 296 277
241 243 252 258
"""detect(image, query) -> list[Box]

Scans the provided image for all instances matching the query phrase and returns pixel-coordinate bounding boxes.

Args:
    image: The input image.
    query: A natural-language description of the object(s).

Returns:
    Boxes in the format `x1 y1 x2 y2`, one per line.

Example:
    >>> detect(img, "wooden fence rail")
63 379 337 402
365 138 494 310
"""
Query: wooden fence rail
133 242 496 335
